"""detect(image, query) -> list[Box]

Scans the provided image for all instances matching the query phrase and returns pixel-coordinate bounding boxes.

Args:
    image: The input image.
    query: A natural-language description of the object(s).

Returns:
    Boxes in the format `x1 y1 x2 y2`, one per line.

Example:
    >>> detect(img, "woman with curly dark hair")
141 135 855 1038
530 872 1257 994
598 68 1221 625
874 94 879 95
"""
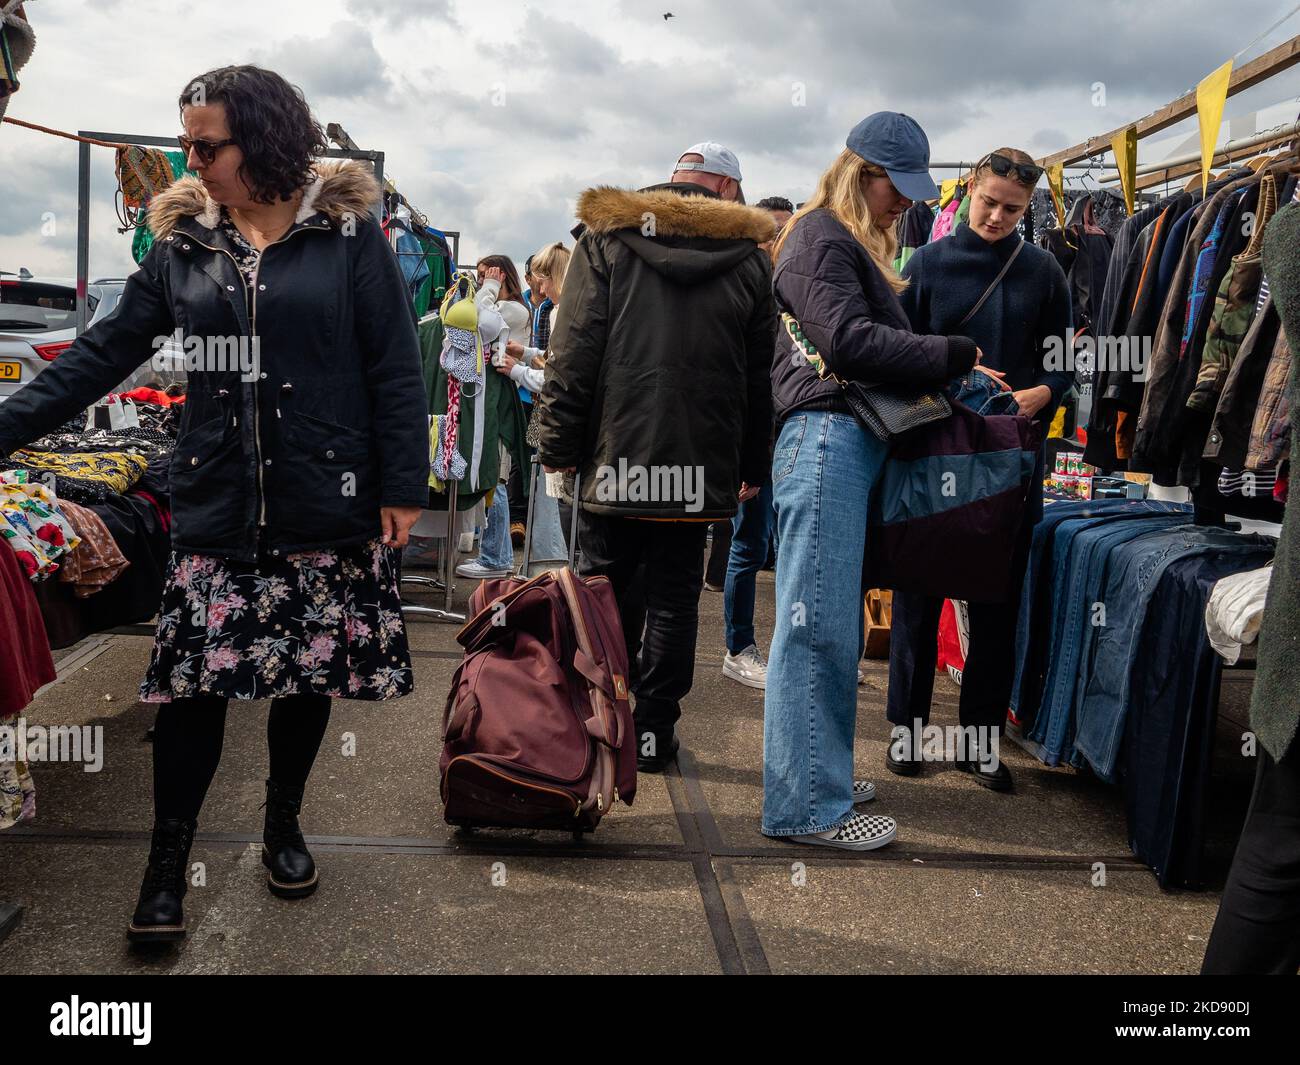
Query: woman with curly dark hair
0 64 430 943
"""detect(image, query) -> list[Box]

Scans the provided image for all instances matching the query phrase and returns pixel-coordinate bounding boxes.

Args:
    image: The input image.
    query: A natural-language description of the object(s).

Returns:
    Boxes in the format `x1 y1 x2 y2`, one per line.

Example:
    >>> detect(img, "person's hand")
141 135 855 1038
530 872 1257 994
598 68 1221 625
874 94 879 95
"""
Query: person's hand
738 482 760 502
494 352 519 375
380 506 422 548
482 266 505 286
974 365 1012 391
505 339 525 359
1011 385 1053 419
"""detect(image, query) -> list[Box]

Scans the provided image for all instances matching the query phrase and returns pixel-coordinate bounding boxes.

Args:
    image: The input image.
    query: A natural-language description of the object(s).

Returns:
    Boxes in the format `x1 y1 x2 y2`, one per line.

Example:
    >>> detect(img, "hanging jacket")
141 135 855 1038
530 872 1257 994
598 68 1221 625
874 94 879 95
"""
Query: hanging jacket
535 182 777 519
0 161 430 561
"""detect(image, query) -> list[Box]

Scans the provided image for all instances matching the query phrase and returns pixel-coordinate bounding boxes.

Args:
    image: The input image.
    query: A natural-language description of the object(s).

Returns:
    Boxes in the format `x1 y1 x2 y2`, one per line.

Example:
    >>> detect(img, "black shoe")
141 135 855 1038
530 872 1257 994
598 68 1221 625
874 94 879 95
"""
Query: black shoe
637 734 680 774
127 818 197 945
261 780 319 899
956 757 1014 791
885 747 921 777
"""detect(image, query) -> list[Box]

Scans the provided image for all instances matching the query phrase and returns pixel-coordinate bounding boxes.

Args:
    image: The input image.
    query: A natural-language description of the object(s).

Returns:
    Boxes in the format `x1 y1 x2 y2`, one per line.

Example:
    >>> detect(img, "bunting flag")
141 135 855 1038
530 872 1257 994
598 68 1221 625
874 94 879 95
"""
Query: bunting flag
1111 126 1138 216
1047 163 1066 230
1196 60 1234 196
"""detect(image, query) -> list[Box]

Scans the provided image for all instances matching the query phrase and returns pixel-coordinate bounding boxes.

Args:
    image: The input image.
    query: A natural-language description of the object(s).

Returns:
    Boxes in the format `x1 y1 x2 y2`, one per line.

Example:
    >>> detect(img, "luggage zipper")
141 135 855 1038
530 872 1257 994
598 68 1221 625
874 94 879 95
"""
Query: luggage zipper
449 755 582 817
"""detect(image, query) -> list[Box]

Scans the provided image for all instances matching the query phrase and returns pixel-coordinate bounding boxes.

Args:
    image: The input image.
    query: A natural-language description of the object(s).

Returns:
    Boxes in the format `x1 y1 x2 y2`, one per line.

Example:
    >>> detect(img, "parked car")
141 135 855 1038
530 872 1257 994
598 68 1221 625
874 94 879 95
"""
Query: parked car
0 273 130 408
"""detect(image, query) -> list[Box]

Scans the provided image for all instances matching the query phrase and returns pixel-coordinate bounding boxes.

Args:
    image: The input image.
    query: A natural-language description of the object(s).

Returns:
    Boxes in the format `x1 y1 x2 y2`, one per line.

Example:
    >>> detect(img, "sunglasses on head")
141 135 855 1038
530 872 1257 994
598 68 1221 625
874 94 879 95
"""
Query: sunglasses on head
177 134 237 165
981 152 1043 186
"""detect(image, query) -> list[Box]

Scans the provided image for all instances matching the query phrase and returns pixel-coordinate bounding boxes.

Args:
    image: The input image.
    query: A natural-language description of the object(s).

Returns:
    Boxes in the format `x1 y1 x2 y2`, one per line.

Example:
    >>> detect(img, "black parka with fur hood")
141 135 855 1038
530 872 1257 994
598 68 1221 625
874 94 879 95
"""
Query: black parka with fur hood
535 182 777 519
0 161 430 561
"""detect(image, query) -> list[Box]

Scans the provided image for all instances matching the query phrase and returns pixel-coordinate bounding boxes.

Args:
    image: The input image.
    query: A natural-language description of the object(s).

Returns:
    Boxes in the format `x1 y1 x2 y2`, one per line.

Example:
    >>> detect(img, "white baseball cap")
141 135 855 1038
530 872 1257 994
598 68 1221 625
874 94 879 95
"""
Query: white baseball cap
674 142 743 183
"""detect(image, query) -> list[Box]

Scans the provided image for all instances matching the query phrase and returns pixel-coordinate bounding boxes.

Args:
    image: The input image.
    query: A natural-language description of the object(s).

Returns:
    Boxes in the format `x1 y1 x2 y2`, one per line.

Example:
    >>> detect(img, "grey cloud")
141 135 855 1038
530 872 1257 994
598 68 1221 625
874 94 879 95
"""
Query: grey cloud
252 21 392 103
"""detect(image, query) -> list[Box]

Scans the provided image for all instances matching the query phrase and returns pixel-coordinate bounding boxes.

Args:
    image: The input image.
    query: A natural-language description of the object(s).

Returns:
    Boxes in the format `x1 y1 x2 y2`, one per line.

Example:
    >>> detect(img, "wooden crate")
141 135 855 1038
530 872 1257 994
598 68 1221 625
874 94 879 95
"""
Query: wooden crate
863 589 893 659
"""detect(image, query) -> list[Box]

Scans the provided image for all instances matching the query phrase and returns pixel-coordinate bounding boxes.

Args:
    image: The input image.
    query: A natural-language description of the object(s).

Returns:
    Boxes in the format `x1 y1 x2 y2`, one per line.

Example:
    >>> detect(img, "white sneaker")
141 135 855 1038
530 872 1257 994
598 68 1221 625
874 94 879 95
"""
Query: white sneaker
852 779 876 804
857 666 867 685
722 645 767 689
455 559 511 579
790 811 896 851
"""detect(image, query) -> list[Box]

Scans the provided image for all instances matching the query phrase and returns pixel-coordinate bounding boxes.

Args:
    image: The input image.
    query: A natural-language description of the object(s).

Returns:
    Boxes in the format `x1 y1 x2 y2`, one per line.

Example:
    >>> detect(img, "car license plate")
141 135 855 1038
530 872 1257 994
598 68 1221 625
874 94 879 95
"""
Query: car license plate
0 361 22 382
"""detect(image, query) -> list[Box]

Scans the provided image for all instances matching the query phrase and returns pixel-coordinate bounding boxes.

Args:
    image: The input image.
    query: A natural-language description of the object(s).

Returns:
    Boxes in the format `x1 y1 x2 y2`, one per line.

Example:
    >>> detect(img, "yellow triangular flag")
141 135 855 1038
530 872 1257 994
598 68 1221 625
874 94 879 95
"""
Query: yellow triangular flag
1048 163 1066 229
1197 60 1234 196
1110 126 1137 216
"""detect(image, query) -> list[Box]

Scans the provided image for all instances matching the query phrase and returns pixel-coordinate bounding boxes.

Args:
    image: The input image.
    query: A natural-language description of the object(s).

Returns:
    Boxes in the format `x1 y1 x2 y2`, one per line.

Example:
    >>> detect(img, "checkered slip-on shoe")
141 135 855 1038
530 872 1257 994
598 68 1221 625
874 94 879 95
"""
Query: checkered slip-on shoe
852 780 877 804
790 812 897 851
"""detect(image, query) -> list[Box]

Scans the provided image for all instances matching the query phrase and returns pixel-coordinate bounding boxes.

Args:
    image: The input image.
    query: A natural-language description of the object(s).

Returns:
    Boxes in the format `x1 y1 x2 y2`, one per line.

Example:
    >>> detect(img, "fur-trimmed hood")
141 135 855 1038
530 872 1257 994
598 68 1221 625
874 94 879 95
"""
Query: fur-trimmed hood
576 184 774 284
576 185 776 243
147 159 381 240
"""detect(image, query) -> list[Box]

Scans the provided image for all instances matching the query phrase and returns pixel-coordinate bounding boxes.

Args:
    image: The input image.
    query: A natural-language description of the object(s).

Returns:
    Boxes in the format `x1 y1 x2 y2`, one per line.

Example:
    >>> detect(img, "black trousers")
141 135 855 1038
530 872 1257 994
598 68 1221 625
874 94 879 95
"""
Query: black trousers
1202 747 1300 974
152 693 332 822
577 514 708 742
886 518 1033 732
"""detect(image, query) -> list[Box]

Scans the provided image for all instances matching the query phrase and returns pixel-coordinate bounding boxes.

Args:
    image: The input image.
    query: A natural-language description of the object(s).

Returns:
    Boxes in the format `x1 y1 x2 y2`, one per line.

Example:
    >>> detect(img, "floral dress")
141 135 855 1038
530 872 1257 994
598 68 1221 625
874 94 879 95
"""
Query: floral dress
138 211 414 704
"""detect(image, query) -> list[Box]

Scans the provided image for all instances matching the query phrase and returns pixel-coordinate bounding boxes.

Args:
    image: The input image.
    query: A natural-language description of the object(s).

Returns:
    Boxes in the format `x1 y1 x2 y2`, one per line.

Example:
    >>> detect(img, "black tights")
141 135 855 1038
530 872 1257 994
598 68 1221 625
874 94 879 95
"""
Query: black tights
152 694 332 822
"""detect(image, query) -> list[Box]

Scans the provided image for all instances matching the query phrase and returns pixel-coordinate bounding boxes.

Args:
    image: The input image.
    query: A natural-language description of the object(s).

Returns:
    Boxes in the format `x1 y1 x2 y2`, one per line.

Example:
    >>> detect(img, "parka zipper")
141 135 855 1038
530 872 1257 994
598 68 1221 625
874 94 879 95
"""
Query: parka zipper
249 226 314 526
184 224 316 529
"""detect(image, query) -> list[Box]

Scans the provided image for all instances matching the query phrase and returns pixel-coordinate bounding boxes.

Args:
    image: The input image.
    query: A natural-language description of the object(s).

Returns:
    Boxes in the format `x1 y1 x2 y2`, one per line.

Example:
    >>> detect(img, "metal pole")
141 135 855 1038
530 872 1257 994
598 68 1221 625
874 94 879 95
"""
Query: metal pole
75 137 90 336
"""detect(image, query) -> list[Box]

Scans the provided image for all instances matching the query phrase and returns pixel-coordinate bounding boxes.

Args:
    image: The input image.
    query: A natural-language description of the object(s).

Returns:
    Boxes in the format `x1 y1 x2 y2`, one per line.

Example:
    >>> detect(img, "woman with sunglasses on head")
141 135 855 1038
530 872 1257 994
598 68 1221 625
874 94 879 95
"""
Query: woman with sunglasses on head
0 64 429 943
763 113 983 851
885 147 1072 791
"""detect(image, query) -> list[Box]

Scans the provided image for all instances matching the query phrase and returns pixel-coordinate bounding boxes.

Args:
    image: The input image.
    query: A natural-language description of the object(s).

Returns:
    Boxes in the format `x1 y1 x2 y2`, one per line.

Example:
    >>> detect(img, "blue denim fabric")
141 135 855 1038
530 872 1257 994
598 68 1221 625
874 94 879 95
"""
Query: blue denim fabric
763 412 888 836
528 490 568 564
1027 513 1192 764
1123 548 1274 887
1073 526 1276 782
724 483 775 654
1010 500 1192 727
473 485 514 570
950 370 1021 416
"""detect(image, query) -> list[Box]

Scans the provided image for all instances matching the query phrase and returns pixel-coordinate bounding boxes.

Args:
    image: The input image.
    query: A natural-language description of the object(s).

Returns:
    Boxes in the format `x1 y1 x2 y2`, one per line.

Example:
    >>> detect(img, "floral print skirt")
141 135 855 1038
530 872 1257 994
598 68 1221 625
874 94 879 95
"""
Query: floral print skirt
139 540 413 703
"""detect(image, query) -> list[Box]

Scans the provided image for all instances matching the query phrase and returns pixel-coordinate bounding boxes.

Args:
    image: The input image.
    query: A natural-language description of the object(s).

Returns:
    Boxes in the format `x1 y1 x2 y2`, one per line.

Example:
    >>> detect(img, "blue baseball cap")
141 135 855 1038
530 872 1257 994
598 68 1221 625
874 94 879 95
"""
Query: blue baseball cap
846 112 939 203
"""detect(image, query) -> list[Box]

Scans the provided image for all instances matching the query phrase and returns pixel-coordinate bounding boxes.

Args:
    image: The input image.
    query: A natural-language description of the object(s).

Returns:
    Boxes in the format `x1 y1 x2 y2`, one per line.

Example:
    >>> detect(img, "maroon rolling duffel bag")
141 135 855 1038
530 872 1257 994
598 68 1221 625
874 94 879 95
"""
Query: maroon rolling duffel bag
440 561 637 832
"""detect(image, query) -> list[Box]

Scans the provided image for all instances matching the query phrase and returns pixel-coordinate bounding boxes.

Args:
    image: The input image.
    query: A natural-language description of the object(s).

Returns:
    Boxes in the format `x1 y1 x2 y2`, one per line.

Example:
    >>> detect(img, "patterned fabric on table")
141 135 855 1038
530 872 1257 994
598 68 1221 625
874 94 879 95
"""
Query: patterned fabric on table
139 540 414 703
0 750 36 831
0 472 81 579
1 449 148 505
56 499 131 597
26 426 175 459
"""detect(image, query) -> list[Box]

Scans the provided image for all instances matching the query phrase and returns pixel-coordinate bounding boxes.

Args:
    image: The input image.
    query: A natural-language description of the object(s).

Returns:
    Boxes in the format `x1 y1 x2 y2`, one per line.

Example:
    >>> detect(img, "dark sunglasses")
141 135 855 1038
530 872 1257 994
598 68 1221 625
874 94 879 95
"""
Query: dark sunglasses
177 134 237 165
981 152 1043 185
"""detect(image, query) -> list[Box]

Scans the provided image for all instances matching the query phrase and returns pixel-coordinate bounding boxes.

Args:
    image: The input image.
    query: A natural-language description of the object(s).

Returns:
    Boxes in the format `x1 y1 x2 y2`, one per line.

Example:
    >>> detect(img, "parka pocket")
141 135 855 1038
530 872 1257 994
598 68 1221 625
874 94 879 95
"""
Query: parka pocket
169 415 242 527
276 411 379 542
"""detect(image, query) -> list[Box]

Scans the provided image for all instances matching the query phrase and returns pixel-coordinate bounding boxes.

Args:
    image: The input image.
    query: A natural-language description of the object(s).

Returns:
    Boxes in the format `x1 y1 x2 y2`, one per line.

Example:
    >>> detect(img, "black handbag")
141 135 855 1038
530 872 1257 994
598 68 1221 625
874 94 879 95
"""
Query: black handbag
781 314 950 440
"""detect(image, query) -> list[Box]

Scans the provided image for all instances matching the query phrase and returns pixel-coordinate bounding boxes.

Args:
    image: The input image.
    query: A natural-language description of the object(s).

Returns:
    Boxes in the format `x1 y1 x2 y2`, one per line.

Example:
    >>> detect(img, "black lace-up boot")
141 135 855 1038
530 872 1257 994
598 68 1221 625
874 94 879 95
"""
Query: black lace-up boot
261 779 319 898
126 818 197 944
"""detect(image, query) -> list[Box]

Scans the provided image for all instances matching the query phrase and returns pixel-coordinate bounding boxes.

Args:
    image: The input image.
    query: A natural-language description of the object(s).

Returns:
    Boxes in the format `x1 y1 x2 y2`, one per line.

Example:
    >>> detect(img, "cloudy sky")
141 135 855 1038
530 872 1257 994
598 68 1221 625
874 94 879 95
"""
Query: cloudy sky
3 0 1300 282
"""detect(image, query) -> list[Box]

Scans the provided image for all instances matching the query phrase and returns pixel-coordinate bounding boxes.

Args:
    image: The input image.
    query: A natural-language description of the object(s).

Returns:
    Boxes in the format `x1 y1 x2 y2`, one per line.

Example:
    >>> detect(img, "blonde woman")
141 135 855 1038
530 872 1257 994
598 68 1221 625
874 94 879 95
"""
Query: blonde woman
495 241 570 561
762 113 981 850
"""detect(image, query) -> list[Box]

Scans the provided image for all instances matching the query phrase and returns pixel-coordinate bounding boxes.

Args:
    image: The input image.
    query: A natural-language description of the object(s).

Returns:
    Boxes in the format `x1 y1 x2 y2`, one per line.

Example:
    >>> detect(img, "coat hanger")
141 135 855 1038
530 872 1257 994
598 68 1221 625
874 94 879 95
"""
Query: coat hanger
1246 153 1275 173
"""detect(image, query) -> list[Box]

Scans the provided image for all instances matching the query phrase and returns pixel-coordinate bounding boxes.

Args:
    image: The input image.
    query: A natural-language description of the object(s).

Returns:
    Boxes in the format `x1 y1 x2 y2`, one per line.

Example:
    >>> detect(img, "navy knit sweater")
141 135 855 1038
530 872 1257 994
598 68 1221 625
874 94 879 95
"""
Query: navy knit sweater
900 223 1074 419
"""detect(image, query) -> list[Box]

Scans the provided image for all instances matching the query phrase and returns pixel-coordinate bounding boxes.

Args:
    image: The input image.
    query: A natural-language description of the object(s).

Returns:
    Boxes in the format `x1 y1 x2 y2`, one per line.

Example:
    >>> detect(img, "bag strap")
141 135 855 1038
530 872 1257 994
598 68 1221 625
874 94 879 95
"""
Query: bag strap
959 240 1023 326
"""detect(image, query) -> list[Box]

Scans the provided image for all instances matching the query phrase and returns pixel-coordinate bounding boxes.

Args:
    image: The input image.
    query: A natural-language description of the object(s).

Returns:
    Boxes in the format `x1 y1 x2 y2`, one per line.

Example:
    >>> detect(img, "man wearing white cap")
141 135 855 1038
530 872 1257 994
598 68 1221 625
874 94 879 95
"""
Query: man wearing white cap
670 141 746 203
534 142 777 774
